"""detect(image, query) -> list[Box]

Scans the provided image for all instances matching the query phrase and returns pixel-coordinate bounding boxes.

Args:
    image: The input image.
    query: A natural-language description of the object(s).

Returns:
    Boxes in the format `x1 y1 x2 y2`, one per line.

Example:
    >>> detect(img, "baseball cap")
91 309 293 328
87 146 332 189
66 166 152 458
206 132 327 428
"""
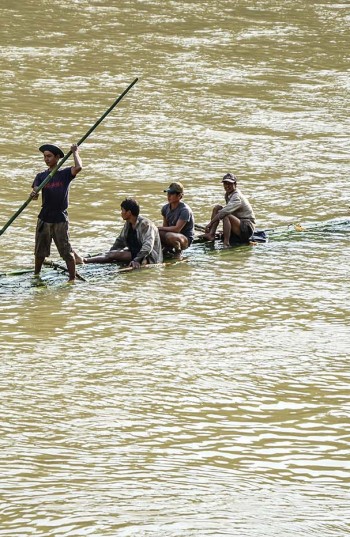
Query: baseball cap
164 182 184 194
222 173 237 184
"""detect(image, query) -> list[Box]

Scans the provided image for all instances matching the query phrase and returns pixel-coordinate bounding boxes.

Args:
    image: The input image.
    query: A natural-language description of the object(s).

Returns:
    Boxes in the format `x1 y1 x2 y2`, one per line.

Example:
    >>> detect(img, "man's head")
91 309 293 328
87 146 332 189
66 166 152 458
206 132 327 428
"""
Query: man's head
120 197 140 218
222 173 237 185
39 144 64 169
164 182 184 200
222 172 237 193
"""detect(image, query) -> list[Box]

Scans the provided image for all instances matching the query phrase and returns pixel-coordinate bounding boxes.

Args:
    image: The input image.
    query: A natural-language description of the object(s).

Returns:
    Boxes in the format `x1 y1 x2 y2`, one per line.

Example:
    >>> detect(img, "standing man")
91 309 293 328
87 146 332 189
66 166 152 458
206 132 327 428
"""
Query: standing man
203 173 256 247
30 143 82 282
158 182 194 259
75 198 163 268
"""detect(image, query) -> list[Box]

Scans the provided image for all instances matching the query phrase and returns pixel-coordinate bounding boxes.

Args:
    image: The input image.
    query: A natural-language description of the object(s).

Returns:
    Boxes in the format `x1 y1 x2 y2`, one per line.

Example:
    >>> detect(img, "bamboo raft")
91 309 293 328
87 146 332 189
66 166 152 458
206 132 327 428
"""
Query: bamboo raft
1 218 349 288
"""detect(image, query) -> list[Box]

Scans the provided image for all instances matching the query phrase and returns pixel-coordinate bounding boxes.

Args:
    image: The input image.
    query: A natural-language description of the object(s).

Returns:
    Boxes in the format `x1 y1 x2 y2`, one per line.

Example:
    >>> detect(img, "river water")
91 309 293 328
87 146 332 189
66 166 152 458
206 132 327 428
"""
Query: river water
0 1 349 536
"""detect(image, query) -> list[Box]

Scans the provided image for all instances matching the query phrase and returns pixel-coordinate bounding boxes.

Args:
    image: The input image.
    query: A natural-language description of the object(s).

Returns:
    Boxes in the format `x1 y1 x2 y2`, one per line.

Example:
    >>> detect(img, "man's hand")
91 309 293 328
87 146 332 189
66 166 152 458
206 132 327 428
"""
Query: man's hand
70 143 82 175
30 188 39 200
130 260 141 269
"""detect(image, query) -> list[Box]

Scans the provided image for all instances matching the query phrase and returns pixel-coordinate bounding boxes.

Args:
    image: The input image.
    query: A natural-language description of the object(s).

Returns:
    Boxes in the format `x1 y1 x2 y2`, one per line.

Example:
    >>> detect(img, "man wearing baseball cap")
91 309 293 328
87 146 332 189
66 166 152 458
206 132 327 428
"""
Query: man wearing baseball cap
158 181 194 259
203 173 256 247
30 143 82 282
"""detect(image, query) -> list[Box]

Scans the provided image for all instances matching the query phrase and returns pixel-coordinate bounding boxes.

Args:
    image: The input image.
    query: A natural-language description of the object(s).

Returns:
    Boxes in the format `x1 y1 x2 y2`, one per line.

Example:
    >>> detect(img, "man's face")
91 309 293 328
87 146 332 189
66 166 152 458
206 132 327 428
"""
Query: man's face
43 151 60 169
223 181 235 194
121 207 131 220
167 191 181 201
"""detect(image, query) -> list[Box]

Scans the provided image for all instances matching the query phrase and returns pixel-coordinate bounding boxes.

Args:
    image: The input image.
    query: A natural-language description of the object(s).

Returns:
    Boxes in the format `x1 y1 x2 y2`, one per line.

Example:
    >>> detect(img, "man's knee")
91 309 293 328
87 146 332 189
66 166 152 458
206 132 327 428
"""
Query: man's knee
213 204 223 213
179 236 189 250
161 232 174 246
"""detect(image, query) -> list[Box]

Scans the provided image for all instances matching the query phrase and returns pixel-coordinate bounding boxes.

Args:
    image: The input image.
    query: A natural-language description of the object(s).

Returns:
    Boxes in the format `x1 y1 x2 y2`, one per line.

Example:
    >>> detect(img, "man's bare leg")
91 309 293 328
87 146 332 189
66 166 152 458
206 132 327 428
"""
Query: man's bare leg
203 205 222 241
223 215 241 247
34 256 45 276
75 250 132 264
159 231 188 259
65 252 76 282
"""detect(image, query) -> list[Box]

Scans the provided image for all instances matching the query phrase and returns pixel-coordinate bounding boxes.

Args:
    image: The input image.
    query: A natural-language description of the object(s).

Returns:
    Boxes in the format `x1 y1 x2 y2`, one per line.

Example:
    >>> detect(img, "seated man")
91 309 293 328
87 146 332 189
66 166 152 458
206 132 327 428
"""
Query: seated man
158 181 194 259
75 198 163 268
203 173 256 247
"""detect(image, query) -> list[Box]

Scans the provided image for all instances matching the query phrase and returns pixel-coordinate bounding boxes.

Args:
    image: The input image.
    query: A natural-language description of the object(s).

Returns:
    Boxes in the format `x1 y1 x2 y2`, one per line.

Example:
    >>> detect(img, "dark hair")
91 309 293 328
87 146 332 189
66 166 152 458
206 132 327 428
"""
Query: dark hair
121 197 140 217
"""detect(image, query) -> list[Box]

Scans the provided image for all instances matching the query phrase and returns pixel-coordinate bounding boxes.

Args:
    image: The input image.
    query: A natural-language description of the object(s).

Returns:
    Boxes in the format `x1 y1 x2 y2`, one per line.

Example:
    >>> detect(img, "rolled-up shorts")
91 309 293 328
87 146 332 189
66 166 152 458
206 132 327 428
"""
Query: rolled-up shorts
35 219 73 260
230 219 255 244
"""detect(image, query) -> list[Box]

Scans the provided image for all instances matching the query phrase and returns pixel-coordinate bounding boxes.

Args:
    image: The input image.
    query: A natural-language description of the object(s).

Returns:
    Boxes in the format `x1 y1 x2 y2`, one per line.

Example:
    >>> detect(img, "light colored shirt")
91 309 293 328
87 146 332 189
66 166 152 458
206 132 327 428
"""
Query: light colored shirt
218 188 256 224
111 215 163 264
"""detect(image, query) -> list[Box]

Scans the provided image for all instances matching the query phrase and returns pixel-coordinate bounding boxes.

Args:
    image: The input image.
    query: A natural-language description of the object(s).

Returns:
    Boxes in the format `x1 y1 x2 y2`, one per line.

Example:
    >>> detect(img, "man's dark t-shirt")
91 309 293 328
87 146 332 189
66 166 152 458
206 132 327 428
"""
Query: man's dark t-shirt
33 167 74 223
126 223 142 259
161 201 195 243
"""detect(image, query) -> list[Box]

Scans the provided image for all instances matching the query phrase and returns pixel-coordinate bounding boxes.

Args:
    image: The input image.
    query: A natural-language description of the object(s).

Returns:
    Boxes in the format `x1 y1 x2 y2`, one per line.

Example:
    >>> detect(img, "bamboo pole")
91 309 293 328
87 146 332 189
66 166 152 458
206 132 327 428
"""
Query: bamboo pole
0 77 138 237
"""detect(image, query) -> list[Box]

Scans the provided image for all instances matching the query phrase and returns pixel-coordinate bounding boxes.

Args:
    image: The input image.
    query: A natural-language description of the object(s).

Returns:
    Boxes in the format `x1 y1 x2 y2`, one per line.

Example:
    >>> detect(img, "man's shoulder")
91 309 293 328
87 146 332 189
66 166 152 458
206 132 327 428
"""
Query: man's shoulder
161 202 170 213
57 167 73 177
33 169 49 186
36 169 49 179
227 190 241 201
179 201 193 213
138 215 156 228
236 188 252 204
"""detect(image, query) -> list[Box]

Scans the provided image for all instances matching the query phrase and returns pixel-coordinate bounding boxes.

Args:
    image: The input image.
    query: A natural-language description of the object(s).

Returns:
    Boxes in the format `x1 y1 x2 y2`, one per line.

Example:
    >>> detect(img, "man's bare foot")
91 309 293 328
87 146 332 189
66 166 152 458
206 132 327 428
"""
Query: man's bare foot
173 249 183 260
67 279 76 284
202 233 215 242
74 252 85 264
223 243 231 249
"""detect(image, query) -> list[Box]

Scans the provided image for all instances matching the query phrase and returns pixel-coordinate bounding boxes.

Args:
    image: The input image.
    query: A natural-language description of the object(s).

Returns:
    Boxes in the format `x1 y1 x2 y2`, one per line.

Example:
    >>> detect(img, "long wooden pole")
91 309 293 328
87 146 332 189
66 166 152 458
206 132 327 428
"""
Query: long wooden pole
0 77 138 237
